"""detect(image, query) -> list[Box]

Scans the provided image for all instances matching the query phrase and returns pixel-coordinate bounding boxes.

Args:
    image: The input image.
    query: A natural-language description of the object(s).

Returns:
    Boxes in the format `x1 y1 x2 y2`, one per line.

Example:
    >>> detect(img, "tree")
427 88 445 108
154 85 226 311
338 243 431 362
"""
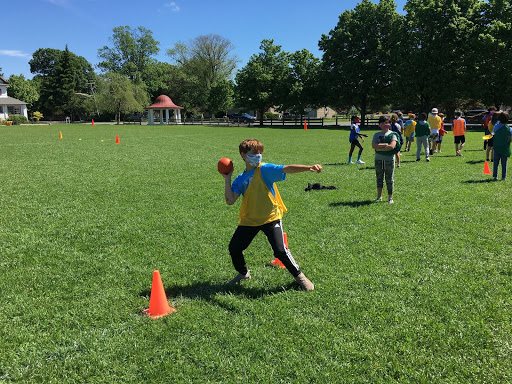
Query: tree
401 0 480 113
319 0 403 126
282 49 321 116
29 47 96 119
6 74 39 107
208 80 234 117
98 26 160 80
235 39 291 125
96 73 149 124
471 0 512 108
167 34 238 115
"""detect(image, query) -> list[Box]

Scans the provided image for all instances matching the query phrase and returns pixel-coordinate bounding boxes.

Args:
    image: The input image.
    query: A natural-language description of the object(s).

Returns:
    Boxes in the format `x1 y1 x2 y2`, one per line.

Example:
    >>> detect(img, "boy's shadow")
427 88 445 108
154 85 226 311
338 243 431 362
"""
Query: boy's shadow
140 281 296 312
466 160 485 164
329 200 374 207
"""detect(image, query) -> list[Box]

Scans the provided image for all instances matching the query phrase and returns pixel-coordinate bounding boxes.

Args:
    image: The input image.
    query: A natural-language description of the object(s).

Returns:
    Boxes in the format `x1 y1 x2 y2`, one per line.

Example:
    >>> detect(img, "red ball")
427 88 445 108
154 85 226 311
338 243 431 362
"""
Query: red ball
218 157 234 174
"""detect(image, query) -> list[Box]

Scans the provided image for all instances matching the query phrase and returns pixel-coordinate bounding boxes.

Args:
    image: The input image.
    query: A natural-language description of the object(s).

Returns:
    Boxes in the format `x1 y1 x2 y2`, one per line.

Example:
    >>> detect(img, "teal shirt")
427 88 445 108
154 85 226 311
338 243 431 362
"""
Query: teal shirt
372 130 398 159
493 124 512 157
415 121 430 137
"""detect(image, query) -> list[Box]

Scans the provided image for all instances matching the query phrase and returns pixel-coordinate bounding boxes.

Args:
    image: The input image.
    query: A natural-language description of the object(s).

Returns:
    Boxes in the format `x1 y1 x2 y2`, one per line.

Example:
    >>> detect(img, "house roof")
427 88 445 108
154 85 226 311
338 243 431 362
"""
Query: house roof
146 95 183 109
0 76 8 85
0 96 27 105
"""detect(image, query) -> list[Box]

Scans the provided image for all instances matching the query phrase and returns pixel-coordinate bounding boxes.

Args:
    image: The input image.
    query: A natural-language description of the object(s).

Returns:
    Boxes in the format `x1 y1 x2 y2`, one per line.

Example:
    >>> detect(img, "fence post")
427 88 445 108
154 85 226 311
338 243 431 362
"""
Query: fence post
322 118 324 127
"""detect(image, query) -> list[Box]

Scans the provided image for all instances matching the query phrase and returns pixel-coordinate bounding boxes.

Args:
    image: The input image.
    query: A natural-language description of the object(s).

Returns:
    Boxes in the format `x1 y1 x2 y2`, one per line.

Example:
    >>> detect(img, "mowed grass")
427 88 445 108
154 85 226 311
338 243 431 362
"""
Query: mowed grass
0 123 510 383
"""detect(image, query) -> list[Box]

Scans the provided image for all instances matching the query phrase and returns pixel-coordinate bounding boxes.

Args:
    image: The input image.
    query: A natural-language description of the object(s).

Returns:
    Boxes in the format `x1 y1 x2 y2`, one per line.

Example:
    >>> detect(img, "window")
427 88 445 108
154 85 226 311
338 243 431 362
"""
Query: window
7 106 21 115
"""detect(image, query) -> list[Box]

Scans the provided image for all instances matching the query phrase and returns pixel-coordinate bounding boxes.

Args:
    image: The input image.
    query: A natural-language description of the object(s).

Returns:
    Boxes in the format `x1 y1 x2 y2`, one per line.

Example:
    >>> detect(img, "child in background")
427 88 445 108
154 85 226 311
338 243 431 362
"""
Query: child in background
483 106 496 150
221 139 321 291
403 114 416 152
372 116 399 204
415 113 431 161
491 111 512 180
452 111 466 156
487 112 499 162
348 115 366 164
427 108 442 155
390 114 403 167
434 113 446 153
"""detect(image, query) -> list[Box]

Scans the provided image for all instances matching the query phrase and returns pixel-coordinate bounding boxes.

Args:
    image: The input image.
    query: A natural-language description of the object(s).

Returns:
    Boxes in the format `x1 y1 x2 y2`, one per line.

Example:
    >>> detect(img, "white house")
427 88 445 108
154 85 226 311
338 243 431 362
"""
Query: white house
0 76 28 120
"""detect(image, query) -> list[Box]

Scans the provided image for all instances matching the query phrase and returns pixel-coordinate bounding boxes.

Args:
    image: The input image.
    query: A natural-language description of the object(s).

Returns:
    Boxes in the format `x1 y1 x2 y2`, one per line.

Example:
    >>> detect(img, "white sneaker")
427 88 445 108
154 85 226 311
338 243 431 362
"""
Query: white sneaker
348 161 355 164
228 270 251 285
356 159 365 164
294 273 314 291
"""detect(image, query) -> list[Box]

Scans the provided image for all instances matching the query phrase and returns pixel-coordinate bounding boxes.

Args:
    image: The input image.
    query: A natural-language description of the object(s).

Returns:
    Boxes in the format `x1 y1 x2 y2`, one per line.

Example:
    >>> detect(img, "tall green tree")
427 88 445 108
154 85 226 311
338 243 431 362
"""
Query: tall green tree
235 39 291 125
401 0 480 112
29 47 95 119
98 26 160 80
319 0 402 126
472 0 512 107
96 73 149 124
6 74 39 107
208 80 234 117
283 49 321 116
167 34 238 115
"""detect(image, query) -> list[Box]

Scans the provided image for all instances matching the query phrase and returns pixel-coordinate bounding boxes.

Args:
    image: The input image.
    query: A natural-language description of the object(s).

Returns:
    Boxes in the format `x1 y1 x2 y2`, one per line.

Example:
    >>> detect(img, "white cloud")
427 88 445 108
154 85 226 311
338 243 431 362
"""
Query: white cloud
0 50 32 59
164 2 180 11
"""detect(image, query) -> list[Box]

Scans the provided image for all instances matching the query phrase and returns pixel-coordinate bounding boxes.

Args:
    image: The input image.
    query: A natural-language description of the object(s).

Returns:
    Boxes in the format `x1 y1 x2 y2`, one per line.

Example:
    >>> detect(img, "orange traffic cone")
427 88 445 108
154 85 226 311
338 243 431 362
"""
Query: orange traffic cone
143 270 176 319
59 131 63 139
484 161 492 175
92 119 95 126
304 120 308 130
115 135 120 144
270 232 288 268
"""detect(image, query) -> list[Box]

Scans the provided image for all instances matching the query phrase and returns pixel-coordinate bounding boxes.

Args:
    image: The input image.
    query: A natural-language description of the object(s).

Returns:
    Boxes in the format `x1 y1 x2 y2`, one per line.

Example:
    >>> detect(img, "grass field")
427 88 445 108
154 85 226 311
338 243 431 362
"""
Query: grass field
0 123 510 383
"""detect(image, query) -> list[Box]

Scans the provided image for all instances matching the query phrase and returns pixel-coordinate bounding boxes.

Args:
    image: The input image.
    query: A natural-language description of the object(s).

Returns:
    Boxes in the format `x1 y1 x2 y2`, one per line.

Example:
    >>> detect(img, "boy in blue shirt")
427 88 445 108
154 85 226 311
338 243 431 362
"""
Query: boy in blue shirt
220 139 322 291
348 115 366 164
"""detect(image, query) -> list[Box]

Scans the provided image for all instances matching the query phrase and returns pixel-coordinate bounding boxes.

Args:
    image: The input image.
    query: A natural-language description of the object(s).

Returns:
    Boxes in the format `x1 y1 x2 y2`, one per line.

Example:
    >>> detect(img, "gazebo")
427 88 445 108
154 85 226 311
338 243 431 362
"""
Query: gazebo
146 95 184 125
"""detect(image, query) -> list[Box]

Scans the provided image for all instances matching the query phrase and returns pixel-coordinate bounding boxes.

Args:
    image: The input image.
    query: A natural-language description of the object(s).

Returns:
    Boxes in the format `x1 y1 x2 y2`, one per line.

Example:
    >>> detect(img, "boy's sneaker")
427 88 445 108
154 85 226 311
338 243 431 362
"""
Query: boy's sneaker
356 159 365 164
228 270 251 285
348 161 355 164
416 158 420 161
388 198 394 204
397 164 401 168
426 157 430 162
374 197 383 202
294 272 314 291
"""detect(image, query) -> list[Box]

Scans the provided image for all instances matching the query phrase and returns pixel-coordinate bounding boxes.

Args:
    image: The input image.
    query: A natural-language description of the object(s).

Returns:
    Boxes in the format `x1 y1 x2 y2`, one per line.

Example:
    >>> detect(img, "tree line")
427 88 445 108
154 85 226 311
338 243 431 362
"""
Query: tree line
5 0 512 123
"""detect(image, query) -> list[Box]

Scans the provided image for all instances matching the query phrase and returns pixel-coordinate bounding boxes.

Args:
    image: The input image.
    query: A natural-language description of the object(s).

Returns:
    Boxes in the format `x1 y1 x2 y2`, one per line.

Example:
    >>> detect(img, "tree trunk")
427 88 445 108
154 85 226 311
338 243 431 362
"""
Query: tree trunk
359 95 368 130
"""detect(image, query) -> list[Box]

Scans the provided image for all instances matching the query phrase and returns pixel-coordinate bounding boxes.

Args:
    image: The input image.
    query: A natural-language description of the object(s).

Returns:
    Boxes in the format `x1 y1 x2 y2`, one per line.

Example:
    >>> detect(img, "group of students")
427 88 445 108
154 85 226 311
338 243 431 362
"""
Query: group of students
348 108 512 203
217 110 511 291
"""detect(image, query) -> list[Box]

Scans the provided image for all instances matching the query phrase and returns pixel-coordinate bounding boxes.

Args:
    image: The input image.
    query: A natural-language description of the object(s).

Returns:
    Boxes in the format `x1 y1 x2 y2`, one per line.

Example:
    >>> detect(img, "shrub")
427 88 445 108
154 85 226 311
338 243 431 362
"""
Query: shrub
10 115 29 125
264 112 279 119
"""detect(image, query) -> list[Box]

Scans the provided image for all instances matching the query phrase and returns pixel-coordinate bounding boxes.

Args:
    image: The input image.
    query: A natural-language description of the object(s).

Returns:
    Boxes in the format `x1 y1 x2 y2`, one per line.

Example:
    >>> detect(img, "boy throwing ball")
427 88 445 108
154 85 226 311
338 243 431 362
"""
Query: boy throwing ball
220 139 322 291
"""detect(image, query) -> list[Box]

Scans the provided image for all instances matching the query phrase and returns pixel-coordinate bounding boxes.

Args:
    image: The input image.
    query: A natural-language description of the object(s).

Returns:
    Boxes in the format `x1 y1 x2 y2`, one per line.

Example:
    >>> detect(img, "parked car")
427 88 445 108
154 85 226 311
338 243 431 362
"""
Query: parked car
230 113 256 123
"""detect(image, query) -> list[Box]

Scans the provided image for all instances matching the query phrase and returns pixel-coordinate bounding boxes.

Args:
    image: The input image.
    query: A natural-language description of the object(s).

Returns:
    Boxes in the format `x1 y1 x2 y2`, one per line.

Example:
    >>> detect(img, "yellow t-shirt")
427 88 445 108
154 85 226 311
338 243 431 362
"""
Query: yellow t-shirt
404 121 416 137
427 114 442 131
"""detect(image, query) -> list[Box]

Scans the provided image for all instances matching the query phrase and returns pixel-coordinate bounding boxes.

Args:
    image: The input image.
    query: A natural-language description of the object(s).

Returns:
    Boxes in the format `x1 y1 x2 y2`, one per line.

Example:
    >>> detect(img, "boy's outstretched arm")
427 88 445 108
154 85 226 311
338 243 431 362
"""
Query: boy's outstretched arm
221 172 239 205
283 164 323 174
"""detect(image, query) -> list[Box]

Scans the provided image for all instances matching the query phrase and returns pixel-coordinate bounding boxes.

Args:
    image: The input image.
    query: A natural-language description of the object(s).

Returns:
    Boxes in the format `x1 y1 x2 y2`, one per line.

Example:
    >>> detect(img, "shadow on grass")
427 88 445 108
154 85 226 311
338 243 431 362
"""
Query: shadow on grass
329 200 374 207
140 280 297 311
462 179 495 183
466 160 485 164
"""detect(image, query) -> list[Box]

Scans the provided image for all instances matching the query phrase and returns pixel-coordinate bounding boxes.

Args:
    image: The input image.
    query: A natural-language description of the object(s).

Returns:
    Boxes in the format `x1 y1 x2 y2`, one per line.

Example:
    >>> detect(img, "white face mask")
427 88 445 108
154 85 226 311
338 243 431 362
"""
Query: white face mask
245 153 262 167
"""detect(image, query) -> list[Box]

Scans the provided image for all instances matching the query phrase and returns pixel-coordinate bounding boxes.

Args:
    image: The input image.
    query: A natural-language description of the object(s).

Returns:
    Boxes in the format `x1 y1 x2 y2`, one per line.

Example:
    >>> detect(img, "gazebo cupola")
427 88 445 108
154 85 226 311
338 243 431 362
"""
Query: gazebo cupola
146 95 184 125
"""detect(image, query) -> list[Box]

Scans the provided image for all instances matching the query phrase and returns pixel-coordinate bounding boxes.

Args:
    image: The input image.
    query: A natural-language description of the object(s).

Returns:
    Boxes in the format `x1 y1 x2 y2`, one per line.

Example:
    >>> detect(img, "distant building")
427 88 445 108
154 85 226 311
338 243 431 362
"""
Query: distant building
0 76 28 120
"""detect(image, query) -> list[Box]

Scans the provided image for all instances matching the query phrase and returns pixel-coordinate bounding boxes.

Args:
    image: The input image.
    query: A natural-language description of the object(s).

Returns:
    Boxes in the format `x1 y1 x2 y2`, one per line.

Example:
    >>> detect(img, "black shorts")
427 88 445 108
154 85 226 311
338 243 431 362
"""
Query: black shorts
487 137 494 147
454 135 465 144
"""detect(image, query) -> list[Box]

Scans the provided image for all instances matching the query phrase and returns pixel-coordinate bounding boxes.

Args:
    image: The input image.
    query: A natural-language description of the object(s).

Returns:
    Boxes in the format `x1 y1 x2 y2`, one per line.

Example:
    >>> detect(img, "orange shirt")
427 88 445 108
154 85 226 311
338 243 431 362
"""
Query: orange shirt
452 118 466 136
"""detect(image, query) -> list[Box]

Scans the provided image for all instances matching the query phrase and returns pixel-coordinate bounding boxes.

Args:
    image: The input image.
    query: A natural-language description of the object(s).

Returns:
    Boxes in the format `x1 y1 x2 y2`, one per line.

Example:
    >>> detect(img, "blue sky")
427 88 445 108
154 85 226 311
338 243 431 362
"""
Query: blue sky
1 0 406 80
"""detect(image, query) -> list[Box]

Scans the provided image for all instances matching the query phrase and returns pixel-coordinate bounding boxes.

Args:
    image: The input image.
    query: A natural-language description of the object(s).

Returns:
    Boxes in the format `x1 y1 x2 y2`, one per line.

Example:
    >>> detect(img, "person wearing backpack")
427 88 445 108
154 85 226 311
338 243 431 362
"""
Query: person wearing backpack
390 114 403 168
491 111 512 180
372 115 399 204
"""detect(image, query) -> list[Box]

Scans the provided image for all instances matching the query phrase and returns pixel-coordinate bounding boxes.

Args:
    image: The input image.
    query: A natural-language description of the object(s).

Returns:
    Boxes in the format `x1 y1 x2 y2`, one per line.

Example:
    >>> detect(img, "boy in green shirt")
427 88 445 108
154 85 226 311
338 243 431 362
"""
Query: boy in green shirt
415 112 431 162
491 112 512 180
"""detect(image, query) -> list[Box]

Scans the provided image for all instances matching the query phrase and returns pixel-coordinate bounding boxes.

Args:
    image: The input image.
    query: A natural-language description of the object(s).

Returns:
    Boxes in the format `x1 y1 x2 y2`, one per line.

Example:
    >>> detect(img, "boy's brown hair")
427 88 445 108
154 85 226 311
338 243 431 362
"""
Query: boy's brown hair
239 139 264 154
498 111 509 124
379 115 391 124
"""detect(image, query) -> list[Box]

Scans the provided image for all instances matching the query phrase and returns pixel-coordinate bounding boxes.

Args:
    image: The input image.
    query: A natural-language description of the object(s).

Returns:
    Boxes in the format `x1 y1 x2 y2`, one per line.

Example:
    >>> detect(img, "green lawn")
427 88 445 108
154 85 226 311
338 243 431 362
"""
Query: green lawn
0 124 510 383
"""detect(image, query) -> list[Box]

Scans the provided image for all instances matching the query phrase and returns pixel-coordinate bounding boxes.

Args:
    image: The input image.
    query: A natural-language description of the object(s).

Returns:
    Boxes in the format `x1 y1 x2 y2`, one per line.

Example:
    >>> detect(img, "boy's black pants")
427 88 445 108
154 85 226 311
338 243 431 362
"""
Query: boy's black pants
229 220 301 277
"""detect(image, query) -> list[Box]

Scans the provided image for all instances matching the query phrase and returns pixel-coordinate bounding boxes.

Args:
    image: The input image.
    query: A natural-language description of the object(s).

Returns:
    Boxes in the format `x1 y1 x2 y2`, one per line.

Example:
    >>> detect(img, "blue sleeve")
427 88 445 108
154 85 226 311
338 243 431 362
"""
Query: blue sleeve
260 163 285 197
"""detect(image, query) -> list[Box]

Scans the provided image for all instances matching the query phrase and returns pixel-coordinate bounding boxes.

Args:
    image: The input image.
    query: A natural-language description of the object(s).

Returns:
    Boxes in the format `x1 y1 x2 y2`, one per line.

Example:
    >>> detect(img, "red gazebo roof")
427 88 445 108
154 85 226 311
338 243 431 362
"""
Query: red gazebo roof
147 95 183 109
